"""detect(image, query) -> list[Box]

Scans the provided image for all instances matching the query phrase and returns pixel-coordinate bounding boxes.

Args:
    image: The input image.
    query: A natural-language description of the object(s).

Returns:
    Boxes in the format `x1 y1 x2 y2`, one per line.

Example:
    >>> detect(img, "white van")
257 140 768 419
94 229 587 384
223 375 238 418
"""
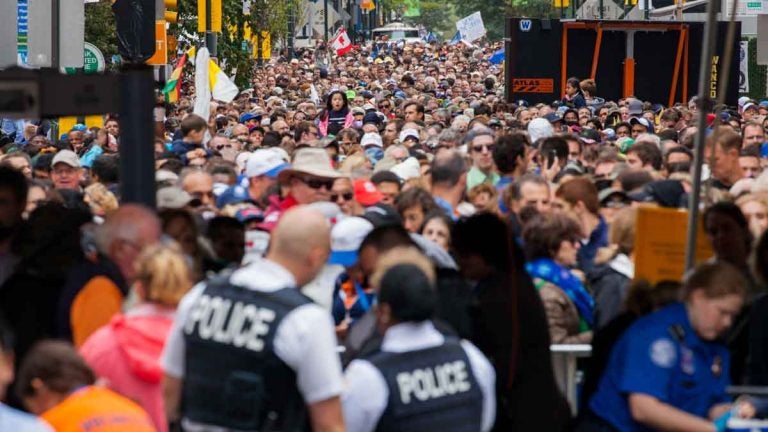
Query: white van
371 22 422 44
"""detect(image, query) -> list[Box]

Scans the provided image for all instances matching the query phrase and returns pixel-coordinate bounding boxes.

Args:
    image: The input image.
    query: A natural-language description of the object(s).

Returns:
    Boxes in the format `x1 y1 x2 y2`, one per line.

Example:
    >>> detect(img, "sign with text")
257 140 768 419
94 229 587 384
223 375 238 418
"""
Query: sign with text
456 12 485 43
739 40 750 93
512 78 554 93
146 21 168 65
634 206 713 285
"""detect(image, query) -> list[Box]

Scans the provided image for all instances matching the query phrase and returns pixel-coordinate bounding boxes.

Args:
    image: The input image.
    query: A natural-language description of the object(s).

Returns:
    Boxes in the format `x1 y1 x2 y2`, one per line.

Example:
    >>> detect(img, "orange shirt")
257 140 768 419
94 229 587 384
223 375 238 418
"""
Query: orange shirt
71 276 124 347
42 386 156 432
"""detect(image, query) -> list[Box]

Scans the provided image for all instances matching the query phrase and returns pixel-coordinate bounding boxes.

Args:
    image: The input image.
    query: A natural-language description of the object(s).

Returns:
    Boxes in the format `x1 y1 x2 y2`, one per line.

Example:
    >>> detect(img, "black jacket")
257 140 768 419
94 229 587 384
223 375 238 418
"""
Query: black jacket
587 262 631 331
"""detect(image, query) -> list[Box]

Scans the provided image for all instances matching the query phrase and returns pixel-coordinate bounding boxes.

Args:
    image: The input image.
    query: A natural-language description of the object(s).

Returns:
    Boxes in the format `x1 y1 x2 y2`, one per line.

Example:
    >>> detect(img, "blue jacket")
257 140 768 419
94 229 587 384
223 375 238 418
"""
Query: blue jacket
589 302 731 431
170 139 212 165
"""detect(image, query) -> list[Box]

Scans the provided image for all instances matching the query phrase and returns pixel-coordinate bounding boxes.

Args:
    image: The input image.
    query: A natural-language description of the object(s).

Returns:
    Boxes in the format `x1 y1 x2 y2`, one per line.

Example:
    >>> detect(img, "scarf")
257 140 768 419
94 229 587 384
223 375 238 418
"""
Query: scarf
526 258 595 329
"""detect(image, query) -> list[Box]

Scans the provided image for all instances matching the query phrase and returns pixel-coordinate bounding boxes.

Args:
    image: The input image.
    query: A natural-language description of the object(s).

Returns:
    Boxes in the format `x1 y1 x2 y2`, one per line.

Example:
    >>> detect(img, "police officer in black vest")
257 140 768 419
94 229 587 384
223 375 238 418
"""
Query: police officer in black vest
342 250 496 432
162 207 345 432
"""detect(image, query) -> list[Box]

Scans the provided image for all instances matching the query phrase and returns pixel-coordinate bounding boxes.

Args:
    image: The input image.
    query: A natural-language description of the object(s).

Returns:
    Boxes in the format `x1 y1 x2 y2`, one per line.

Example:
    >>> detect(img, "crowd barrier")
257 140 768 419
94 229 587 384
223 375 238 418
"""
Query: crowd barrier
551 344 592 415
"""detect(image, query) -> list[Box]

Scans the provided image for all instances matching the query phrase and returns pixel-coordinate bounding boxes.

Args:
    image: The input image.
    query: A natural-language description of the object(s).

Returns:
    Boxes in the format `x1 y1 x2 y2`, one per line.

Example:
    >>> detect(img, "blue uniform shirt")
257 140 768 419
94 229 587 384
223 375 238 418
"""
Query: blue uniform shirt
589 302 731 431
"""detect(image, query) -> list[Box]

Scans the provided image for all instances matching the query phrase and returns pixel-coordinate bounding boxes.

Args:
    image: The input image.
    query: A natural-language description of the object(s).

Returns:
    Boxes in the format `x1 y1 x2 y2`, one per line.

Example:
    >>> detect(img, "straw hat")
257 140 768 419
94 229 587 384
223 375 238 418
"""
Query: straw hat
278 148 341 182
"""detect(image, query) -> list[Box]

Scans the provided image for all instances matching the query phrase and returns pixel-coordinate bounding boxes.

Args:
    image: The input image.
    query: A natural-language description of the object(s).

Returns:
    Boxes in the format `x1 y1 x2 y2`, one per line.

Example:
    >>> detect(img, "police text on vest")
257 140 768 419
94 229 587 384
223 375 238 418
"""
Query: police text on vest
185 295 275 351
396 360 471 404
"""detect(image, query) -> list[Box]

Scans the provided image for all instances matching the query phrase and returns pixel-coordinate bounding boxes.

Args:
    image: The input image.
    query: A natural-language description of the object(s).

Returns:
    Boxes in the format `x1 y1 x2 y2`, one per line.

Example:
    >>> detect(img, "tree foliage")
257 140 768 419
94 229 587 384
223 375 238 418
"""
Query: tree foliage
174 0 305 86
84 2 119 67
403 1 455 39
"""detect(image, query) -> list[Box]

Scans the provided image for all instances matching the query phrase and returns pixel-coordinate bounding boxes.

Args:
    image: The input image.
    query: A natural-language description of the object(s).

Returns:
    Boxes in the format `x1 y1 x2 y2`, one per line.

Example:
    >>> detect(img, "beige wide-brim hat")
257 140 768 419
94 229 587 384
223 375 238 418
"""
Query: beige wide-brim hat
278 147 341 182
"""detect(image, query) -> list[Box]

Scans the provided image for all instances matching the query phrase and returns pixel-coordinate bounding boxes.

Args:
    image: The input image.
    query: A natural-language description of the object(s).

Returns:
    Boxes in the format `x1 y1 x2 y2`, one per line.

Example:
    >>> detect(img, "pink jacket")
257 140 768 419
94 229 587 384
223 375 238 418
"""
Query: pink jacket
318 111 354 136
80 304 176 432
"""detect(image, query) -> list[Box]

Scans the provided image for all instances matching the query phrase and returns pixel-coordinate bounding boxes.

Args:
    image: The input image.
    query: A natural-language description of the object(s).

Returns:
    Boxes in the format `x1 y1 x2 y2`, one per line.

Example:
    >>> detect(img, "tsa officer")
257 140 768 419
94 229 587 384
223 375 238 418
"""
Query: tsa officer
342 249 496 432
583 262 753 431
161 207 345 432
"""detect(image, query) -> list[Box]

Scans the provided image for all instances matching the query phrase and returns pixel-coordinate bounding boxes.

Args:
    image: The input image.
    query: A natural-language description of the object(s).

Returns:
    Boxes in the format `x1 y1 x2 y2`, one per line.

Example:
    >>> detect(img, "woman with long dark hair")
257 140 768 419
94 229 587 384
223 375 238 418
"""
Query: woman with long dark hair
317 90 354 137
452 213 570 432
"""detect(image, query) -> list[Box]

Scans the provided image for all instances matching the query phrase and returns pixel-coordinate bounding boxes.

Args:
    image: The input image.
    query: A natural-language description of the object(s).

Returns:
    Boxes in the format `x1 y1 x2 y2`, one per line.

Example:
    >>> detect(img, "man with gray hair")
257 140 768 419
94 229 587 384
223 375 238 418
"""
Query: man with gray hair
437 128 463 149
56 204 162 346
465 127 499 190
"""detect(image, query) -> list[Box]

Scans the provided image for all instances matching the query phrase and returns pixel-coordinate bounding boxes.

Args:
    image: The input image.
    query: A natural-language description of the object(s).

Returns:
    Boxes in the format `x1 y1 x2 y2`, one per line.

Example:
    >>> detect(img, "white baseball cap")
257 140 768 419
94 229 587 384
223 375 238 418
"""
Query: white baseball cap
399 128 420 142
245 148 289 178
361 132 383 148
328 217 374 266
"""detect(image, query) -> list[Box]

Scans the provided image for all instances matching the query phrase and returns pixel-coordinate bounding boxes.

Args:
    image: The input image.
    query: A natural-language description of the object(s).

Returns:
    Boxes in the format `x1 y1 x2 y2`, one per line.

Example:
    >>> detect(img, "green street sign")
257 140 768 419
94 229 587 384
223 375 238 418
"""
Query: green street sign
63 42 106 75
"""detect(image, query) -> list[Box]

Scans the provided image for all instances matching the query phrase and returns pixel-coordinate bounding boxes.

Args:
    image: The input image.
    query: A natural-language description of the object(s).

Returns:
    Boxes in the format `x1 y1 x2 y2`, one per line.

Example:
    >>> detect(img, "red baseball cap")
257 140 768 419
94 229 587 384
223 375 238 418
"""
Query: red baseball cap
354 178 384 207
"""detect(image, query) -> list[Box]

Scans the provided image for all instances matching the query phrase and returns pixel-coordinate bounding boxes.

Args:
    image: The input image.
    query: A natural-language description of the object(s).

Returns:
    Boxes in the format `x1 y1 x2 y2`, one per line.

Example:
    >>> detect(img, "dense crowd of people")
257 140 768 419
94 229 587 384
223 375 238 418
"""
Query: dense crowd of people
1 36 768 431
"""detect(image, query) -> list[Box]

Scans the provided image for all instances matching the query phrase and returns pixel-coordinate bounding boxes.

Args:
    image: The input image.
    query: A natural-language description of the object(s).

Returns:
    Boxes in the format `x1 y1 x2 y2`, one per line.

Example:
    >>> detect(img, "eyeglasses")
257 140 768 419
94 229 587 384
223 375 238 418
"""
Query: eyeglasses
190 191 214 201
298 176 334 190
331 192 354 202
472 144 496 153
379 104 390 109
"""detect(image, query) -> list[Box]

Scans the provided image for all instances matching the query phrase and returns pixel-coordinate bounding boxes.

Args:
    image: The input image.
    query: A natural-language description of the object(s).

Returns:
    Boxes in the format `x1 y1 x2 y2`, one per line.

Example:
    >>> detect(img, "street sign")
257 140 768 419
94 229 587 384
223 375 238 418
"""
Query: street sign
39 71 120 117
18 0 28 65
27 0 85 68
146 21 168 65
63 43 106 74
747 0 764 13
0 72 38 119
0 0 18 67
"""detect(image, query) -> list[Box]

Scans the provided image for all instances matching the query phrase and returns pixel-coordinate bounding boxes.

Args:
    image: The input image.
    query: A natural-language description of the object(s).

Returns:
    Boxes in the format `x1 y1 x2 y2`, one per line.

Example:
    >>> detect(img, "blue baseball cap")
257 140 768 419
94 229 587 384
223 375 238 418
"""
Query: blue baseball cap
216 185 250 208
544 112 562 124
239 112 261 123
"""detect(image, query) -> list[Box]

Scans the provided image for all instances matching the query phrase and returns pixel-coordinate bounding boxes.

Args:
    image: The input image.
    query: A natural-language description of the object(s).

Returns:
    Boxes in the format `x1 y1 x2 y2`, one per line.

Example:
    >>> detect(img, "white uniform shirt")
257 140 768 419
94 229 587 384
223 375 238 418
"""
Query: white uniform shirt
161 257 344 408
342 321 496 432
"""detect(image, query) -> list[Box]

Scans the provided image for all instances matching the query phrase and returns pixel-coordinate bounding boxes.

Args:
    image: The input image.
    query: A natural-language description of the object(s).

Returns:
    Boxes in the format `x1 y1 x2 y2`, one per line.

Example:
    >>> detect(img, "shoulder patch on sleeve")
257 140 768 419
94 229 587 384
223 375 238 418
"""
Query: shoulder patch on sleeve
649 338 676 368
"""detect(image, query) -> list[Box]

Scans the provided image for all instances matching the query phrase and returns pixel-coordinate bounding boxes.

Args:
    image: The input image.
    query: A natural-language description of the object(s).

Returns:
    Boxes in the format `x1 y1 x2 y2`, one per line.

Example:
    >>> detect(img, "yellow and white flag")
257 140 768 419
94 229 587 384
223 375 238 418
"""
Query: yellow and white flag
209 60 238 103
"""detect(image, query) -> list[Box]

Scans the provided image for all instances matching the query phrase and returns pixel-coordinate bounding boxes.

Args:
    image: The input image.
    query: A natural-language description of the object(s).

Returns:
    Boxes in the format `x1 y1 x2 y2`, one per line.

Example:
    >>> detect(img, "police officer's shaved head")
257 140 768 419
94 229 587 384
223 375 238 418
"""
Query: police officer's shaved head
269 206 331 286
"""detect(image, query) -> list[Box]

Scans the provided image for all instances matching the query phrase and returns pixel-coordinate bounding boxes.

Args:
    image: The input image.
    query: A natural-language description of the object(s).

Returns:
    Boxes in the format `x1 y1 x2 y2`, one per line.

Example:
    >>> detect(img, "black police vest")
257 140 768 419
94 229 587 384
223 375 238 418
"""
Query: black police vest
367 337 484 432
181 273 312 431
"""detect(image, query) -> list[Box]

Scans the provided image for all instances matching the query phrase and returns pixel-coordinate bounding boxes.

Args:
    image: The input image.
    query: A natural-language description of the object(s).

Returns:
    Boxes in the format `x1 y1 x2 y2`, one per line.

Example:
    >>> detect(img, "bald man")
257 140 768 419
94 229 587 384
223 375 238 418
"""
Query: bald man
57 204 162 347
162 206 345 432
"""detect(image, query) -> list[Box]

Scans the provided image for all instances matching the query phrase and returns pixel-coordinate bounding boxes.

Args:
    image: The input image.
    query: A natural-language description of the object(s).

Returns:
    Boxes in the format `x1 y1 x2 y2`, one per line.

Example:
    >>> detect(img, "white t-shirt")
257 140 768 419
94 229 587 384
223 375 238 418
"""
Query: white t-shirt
161 258 344 407
342 321 496 432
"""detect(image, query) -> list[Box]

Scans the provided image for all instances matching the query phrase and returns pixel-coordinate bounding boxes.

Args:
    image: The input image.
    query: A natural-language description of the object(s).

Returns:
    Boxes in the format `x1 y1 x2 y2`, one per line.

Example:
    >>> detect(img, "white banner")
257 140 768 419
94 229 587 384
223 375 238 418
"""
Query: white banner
456 12 485 43
740 40 750 94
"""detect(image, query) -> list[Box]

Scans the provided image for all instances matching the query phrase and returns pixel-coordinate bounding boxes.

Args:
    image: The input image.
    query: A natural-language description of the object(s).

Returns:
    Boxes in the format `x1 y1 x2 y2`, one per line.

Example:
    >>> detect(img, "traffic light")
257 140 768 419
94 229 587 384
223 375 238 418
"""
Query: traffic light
165 0 178 24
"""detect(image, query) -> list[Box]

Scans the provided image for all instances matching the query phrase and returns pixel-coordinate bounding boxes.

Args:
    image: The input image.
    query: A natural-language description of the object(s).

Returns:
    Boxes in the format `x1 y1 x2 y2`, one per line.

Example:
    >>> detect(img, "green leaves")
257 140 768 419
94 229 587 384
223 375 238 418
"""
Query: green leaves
84 2 119 68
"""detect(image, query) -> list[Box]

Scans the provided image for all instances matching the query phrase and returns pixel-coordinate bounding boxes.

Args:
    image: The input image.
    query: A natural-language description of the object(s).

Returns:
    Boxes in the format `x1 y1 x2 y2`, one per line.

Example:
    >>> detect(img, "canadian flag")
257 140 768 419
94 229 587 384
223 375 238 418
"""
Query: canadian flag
331 26 354 56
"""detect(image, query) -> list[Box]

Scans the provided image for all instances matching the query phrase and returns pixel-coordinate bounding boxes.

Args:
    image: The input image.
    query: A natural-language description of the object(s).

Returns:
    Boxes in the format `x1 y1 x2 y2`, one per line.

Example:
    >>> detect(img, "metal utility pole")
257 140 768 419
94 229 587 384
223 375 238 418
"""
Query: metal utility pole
119 65 156 208
684 0 719 271
324 0 329 42
288 0 295 58
50 0 60 141
206 0 217 57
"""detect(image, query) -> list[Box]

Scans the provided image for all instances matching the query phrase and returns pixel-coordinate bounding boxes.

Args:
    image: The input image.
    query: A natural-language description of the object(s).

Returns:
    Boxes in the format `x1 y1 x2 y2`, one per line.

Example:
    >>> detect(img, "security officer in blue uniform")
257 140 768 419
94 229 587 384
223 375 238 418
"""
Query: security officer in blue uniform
342 253 496 432
580 262 749 431
161 207 345 432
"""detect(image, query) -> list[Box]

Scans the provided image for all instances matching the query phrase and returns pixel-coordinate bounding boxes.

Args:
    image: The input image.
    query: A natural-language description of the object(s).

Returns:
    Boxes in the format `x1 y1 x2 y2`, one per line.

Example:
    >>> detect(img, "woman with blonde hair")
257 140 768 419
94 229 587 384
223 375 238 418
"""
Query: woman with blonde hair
736 192 768 240
79 241 193 432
